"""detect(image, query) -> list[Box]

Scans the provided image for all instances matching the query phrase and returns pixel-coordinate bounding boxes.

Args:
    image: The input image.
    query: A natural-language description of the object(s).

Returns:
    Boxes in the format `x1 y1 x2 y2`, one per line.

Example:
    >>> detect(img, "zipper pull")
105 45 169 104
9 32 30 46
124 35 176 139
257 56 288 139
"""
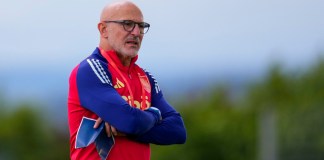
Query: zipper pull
128 73 132 79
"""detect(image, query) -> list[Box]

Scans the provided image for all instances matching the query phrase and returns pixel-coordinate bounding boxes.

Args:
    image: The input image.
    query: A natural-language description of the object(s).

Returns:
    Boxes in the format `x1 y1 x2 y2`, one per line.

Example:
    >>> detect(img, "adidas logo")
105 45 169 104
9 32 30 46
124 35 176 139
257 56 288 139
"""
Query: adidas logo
114 78 125 89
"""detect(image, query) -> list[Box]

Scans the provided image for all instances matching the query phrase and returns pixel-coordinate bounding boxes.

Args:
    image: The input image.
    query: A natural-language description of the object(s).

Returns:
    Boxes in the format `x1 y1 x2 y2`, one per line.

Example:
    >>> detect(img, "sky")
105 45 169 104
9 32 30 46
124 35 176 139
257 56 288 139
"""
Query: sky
1 0 324 105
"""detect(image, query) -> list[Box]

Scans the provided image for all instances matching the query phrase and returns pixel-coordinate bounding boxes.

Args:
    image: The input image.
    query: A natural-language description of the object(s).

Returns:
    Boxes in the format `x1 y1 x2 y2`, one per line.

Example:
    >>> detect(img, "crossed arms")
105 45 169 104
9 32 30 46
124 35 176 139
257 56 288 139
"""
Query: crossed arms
76 59 186 145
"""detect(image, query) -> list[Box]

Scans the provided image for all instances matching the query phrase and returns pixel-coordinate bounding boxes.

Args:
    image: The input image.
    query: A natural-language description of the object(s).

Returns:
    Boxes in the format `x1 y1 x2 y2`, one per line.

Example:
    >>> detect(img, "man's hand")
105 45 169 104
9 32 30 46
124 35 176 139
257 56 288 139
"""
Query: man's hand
93 117 126 137
146 107 162 121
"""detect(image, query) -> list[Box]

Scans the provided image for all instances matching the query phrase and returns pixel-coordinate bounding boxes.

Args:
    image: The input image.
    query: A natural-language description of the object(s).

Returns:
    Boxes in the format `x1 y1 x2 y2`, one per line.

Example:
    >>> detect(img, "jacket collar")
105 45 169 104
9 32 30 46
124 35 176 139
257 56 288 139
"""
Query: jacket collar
97 47 138 73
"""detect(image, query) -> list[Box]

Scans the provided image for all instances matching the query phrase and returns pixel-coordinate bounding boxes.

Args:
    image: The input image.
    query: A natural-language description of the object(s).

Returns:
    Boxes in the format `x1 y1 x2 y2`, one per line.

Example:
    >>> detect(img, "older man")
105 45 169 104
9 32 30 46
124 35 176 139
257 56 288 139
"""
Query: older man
67 1 186 160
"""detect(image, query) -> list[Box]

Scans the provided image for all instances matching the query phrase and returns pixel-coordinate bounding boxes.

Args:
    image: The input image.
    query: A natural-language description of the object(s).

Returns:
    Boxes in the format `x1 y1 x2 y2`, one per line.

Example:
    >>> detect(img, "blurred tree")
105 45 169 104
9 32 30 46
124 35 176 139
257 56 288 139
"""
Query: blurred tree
152 58 324 160
248 59 324 160
151 86 257 160
0 103 69 160
277 58 324 160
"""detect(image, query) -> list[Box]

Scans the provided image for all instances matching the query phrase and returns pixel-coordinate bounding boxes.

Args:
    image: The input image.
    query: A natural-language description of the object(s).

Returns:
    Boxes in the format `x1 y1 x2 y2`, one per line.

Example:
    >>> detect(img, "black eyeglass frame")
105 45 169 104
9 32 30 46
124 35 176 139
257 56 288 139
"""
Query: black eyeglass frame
104 20 150 34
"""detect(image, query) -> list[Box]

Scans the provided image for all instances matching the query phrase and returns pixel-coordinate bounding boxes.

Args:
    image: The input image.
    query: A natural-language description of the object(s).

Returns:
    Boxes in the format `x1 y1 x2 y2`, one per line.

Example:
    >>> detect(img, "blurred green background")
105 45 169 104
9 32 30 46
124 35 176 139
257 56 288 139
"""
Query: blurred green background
1 58 324 160
1 1 324 159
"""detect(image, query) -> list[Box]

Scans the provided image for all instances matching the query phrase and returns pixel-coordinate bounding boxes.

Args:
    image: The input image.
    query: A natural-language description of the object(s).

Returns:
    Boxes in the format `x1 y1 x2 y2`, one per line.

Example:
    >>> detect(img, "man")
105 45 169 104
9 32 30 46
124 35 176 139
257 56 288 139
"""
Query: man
67 1 187 160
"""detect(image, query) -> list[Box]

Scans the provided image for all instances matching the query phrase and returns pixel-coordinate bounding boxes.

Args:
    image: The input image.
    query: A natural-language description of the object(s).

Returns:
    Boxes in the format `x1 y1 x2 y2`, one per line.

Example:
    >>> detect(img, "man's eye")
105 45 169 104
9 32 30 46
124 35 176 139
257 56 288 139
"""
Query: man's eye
123 21 134 26
138 23 145 28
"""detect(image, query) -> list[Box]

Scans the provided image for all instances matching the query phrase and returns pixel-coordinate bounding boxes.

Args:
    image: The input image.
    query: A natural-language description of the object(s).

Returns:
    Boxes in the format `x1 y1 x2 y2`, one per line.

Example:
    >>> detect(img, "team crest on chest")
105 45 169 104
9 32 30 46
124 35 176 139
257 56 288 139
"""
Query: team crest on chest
139 75 151 93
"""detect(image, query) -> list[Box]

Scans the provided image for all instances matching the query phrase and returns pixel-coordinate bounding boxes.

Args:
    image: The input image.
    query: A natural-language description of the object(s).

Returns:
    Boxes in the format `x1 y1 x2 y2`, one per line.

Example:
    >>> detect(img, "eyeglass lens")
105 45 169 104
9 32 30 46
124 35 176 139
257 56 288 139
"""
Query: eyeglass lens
122 21 149 34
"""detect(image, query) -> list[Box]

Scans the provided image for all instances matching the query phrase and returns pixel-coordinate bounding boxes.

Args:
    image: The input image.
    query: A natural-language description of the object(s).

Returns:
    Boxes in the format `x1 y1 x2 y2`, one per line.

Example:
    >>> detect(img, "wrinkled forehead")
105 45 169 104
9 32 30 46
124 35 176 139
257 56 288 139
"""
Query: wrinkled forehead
105 3 144 22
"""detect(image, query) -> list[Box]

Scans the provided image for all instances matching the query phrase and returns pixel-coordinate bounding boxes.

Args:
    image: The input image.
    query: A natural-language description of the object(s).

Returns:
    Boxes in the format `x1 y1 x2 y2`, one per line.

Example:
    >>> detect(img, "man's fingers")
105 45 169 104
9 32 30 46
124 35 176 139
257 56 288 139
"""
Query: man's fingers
93 117 103 128
93 118 117 137
111 126 118 136
105 122 112 137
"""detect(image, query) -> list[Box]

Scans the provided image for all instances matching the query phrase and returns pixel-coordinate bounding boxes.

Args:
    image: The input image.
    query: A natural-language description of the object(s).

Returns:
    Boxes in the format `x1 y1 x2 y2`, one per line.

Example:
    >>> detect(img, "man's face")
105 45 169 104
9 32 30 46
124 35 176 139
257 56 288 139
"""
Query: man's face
106 6 144 59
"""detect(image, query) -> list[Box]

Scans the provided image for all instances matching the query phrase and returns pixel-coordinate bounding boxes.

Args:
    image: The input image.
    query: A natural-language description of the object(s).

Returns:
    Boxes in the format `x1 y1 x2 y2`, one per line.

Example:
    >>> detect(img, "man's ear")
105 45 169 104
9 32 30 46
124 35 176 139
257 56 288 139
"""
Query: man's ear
98 22 108 38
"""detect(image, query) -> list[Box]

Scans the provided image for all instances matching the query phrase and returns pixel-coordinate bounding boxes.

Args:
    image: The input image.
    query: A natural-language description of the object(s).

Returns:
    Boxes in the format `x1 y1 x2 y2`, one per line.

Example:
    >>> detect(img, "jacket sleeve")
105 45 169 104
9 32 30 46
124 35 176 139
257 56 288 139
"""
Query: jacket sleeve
76 58 160 135
132 72 187 145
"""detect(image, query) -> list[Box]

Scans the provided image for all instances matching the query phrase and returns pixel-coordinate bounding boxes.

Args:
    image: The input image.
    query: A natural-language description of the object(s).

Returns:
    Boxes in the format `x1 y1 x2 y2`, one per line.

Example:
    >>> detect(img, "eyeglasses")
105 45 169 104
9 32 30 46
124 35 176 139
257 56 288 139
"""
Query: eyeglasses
104 20 150 34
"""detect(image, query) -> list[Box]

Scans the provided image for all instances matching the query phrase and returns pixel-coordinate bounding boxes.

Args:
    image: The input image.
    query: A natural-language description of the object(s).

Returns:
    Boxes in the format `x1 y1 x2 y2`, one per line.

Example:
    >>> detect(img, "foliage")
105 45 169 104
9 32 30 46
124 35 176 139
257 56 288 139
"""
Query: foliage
151 86 257 160
0 104 69 160
151 59 324 160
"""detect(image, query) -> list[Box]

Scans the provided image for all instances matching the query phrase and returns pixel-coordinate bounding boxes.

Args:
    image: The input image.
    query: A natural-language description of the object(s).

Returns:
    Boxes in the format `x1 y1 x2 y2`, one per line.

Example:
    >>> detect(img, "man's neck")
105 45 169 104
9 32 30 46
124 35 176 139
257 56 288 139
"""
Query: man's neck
116 53 131 67
99 43 131 66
